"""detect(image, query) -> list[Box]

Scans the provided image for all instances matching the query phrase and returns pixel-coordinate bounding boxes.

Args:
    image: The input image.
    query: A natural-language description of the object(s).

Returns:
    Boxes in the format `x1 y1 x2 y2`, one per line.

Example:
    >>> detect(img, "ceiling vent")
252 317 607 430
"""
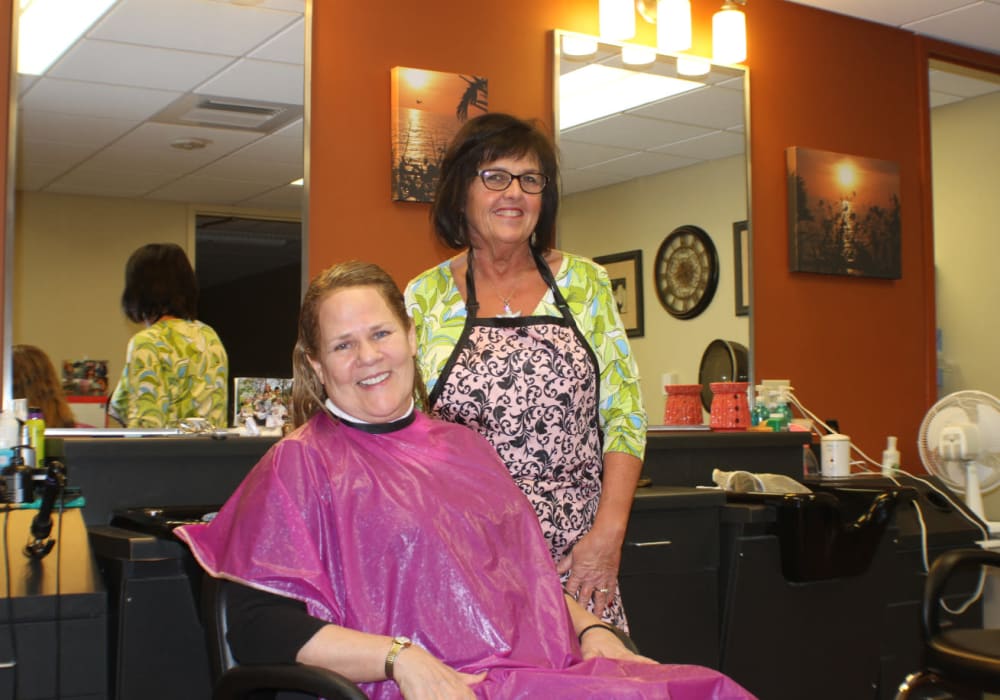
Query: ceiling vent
152 94 303 133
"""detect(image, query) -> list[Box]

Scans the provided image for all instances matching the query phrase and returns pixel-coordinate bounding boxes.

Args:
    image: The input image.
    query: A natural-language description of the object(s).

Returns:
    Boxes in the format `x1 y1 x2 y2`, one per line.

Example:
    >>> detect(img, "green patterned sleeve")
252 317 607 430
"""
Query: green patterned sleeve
123 333 170 428
559 255 647 460
405 264 466 398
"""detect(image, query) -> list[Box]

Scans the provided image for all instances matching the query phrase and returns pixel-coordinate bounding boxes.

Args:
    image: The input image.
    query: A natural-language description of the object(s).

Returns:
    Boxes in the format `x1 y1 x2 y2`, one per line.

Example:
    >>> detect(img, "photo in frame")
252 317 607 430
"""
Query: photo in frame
594 250 644 338
390 66 488 203
786 146 901 279
732 220 749 317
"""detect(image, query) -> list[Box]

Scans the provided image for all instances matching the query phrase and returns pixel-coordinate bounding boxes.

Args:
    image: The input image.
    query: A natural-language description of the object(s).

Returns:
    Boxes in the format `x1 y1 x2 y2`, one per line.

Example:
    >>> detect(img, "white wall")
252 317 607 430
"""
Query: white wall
559 155 750 423
932 91 1000 399
13 192 192 397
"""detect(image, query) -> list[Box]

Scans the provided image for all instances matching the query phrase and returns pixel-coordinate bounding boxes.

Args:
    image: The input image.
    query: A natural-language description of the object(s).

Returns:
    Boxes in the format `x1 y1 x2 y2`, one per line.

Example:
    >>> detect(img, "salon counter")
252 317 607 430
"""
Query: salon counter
641 427 811 487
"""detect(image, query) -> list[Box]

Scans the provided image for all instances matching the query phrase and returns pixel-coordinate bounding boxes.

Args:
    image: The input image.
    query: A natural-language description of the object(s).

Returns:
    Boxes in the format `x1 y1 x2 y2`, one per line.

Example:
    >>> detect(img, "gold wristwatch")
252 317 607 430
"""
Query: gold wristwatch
384 635 413 680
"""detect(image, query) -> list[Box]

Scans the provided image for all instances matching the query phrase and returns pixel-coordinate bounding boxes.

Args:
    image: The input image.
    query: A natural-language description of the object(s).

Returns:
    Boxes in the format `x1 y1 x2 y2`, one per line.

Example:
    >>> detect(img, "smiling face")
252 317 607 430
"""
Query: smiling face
464 154 543 252
307 285 417 423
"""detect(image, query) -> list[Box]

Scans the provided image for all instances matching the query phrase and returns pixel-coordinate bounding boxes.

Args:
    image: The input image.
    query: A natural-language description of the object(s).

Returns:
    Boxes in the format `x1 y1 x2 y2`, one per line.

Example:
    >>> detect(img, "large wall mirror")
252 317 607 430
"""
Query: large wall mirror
553 30 750 423
6 0 308 427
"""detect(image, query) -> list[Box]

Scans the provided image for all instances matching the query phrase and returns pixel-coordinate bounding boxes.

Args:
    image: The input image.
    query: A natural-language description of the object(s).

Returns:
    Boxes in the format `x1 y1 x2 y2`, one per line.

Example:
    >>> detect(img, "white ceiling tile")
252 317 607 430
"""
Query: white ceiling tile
149 175 279 204
565 114 712 150
239 186 305 211
17 110 137 147
197 154 301 184
15 139 95 168
651 131 746 160
51 40 234 92
930 91 963 108
46 167 178 197
630 86 745 131
786 0 974 27
20 78 179 121
91 0 301 56
197 59 303 105
906 3 1000 54
559 141 633 169
16 161 74 191
250 17 305 64
561 168 632 196
930 68 1000 98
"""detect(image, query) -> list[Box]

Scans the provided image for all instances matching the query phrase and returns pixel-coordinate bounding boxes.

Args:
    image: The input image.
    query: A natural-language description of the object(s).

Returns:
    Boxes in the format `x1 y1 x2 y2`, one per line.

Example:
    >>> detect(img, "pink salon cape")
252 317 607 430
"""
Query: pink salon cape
177 410 755 700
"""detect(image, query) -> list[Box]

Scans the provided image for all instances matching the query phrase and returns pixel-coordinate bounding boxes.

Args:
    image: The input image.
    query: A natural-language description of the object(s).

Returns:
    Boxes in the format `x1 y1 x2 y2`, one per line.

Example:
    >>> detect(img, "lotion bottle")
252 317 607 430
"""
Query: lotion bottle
882 436 900 476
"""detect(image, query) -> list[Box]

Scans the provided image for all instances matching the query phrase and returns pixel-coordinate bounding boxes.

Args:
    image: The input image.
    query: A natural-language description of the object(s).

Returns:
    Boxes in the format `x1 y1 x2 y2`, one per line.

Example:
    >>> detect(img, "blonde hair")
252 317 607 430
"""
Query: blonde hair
12 344 77 428
290 261 427 427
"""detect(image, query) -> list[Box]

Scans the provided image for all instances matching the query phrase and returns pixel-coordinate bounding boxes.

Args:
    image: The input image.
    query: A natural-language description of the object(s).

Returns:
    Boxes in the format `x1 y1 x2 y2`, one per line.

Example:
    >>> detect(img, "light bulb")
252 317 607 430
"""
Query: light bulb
600 0 636 41
713 1 747 64
677 54 711 76
562 33 599 57
622 44 657 65
657 0 692 53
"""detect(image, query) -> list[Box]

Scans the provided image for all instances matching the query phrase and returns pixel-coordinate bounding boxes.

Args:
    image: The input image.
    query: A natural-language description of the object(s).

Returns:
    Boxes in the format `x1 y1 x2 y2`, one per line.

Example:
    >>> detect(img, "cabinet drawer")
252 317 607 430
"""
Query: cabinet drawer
623 508 719 573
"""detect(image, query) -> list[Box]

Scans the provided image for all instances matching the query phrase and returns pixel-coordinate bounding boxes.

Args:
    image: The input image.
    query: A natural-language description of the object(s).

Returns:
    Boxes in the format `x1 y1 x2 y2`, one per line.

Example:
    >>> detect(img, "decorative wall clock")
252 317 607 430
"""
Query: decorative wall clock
654 225 719 319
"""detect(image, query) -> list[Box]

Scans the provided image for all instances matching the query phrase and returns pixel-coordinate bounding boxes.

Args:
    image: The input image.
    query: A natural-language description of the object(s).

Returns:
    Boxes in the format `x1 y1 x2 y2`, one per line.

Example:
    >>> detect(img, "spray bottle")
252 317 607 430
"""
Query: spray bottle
882 436 900 476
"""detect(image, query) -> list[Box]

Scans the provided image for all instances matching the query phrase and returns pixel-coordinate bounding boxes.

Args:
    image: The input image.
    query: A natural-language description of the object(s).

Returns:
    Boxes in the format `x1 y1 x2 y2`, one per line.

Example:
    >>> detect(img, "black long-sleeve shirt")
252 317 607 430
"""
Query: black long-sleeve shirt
225 580 328 664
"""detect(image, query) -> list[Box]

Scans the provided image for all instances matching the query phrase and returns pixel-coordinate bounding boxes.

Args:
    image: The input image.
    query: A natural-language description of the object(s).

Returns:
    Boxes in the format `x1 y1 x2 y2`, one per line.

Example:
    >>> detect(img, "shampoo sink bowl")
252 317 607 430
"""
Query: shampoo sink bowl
725 480 917 581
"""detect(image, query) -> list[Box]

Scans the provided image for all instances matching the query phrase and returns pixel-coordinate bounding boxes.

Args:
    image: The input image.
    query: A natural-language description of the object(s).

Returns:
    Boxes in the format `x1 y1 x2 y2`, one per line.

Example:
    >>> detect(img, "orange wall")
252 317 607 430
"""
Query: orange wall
308 0 1000 463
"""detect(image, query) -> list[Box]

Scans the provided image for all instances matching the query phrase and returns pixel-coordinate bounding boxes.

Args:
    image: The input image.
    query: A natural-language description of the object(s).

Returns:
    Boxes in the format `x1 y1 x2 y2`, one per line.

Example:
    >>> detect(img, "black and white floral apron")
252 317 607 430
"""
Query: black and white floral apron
429 249 627 628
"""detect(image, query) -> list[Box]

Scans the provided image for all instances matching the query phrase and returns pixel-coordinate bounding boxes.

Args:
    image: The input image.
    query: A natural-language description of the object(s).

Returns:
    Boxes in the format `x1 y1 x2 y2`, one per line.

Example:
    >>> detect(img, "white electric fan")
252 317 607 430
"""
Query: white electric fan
917 390 1000 535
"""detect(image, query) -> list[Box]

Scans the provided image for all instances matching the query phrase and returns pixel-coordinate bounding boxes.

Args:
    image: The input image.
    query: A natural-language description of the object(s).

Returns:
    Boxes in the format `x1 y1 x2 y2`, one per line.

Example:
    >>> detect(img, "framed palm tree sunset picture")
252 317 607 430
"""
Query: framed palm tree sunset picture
390 67 488 202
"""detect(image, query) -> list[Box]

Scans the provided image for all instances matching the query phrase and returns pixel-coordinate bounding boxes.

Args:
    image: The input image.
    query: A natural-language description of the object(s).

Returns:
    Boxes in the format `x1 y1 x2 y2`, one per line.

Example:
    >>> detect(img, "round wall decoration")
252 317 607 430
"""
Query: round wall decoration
654 225 719 319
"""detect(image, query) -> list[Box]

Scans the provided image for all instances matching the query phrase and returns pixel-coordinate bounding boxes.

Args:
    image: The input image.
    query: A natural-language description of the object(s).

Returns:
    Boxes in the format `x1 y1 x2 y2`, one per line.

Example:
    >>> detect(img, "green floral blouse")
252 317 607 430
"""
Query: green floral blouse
110 318 229 429
405 252 647 460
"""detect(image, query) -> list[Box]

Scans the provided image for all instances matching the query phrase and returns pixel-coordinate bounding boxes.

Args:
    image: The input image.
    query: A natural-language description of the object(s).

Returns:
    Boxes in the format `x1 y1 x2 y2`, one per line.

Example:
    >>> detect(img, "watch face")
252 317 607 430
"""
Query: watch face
654 225 719 319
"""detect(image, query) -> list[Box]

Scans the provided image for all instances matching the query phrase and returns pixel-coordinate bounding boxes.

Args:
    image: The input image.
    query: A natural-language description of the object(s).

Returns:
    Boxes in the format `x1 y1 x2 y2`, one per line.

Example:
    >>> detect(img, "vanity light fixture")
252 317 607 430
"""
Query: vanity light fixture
289 178 304 186
17 0 116 75
713 0 747 65
599 0 636 40
561 33 600 57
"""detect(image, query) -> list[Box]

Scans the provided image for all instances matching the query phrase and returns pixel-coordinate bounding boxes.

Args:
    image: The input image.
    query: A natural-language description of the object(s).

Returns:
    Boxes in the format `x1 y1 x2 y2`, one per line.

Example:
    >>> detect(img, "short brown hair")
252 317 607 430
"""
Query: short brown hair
431 113 559 251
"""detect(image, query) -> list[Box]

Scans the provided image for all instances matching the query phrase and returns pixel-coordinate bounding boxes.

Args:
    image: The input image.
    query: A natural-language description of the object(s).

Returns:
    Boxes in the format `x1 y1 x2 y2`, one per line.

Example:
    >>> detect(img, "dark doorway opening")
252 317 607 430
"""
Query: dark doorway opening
195 215 302 421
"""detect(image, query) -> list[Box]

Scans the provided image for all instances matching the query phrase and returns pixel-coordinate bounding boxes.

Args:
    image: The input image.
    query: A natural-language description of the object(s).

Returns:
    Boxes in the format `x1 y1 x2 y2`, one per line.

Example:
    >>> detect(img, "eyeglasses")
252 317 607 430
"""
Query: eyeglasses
476 169 549 194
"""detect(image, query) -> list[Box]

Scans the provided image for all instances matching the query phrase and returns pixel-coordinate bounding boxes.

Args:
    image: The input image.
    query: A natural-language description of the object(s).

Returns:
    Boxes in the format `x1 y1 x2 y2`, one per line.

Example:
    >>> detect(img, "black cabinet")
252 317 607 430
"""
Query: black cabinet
620 487 725 666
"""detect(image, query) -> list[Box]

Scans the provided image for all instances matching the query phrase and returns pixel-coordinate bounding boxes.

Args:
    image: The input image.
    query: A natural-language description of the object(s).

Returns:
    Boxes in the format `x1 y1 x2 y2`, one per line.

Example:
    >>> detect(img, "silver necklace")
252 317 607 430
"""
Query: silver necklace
497 290 521 318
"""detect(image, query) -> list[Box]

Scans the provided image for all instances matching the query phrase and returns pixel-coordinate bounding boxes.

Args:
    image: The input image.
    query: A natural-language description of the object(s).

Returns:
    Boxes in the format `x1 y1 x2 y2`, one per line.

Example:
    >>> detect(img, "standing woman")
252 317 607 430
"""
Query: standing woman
109 243 229 429
405 113 647 629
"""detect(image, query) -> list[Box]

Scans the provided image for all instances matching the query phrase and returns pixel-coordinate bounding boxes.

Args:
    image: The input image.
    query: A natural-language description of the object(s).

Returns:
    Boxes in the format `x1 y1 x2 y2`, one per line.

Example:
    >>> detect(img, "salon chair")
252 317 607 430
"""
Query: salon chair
202 575 640 699
895 547 1000 699
201 576 368 700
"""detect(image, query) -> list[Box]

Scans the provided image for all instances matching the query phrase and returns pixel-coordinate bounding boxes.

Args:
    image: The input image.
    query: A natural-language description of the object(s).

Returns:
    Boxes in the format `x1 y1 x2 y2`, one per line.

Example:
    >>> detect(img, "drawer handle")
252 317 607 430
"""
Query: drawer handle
626 539 673 548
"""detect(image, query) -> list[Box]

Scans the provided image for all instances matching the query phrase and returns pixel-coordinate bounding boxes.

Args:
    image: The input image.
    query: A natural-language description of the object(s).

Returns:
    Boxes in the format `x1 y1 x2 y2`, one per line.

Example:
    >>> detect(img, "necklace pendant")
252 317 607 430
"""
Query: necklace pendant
501 301 521 318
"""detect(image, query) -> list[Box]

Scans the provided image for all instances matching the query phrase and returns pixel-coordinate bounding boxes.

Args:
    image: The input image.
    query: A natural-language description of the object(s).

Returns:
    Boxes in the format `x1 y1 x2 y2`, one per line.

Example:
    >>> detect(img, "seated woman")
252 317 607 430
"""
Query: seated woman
176 261 754 700
12 344 77 428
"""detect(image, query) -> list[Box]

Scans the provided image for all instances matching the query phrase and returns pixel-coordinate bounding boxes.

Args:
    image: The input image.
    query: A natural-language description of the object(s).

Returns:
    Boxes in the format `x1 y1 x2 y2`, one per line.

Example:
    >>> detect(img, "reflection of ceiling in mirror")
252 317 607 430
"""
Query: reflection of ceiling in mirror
14 0 305 210
558 43 746 196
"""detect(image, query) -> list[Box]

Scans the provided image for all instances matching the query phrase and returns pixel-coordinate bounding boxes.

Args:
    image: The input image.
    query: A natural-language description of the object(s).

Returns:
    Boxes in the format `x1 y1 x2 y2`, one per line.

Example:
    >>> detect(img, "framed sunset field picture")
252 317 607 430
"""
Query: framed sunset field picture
786 146 901 279
390 67 488 202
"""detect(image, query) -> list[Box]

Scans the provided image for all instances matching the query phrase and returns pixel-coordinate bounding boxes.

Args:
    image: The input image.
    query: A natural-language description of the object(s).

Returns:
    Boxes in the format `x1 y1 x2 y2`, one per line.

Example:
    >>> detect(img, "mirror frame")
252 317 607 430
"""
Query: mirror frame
552 29 754 418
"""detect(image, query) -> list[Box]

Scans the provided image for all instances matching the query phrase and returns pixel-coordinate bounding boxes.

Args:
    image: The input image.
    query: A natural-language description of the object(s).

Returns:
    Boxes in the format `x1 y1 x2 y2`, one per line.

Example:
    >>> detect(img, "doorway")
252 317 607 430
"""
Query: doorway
195 215 302 409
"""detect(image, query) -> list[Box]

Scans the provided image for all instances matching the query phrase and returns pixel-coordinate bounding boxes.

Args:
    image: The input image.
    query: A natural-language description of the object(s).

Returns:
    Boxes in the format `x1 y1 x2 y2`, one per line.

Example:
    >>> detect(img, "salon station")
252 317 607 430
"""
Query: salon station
1 1 999 698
